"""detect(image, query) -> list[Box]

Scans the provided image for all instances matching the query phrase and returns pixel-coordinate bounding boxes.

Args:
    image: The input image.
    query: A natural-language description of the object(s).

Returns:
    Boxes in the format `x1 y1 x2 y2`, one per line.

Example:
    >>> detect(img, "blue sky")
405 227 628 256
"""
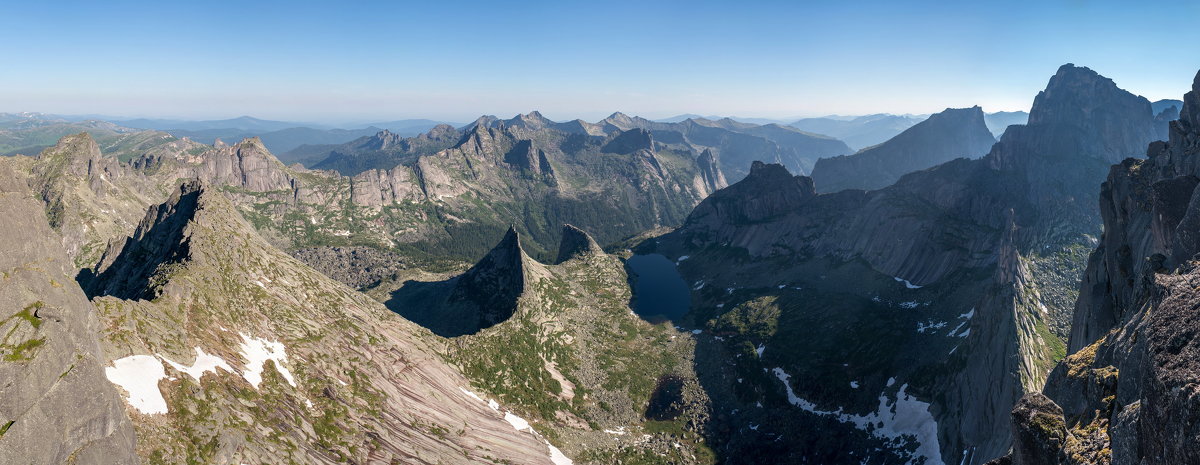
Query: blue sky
1 0 1195 124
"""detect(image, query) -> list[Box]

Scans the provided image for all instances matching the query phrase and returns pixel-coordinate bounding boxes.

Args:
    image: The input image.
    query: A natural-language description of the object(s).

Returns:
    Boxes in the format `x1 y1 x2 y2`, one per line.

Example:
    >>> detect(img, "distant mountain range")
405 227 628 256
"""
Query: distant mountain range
810 106 996 192
109 117 462 156
296 111 852 180
788 114 926 150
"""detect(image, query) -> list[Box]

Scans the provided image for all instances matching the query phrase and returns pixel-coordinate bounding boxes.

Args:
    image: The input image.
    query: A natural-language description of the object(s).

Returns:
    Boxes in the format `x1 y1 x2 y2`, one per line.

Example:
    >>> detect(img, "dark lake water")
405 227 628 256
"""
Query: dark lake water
627 253 691 321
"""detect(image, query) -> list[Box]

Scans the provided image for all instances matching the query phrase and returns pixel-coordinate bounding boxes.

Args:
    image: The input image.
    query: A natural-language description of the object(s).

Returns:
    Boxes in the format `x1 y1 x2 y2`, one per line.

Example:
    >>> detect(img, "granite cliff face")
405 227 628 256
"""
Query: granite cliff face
0 163 139 464
993 70 1200 465
74 180 562 464
648 64 1161 464
810 106 996 192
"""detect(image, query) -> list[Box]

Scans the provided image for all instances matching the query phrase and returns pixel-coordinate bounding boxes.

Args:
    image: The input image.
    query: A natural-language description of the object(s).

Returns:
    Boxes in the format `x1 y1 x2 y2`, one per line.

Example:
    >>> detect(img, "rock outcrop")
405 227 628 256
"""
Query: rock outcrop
810 106 996 192
0 163 139 464
1008 393 1068 465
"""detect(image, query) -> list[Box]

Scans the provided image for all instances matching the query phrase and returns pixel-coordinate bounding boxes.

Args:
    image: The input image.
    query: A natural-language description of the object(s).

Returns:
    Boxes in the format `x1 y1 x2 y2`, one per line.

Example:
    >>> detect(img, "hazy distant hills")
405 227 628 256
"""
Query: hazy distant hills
1153 98 1184 116
790 110 1028 150
110 116 461 156
113 115 308 132
789 114 926 150
982 110 1029 137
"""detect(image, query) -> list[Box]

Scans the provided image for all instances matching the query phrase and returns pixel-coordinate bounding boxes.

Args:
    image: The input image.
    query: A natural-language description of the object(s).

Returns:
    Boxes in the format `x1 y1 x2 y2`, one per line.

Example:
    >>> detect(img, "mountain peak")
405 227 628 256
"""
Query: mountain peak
38 132 101 163
1027 63 1147 129
449 227 536 330
555 224 603 264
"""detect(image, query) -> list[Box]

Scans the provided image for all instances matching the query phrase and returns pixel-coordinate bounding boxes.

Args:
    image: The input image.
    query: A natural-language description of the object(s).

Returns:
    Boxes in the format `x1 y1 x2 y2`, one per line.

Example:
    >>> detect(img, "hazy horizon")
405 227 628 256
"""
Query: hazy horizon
3 0 1196 124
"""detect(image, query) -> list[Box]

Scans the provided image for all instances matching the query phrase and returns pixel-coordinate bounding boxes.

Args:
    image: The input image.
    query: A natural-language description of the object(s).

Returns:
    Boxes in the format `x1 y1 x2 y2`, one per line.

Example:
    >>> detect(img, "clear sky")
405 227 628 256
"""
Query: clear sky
1 0 1196 124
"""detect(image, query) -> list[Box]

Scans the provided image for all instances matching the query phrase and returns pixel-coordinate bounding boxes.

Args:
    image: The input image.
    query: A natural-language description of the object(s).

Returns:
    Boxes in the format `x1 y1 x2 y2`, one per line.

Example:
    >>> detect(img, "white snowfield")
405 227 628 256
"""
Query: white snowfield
104 355 169 415
239 333 297 388
161 347 235 382
772 367 943 465
106 335 298 415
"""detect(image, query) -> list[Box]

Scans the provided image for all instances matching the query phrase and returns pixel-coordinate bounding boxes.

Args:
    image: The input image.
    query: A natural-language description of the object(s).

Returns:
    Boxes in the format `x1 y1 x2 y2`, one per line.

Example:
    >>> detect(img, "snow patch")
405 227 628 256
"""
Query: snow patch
894 277 923 289
238 333 296 389
899 301 920 309
850 381 860 389
548 442 574 465
504 412 531 431
691 329 703 335
105 355 168 415
604 427 627 435
756 344 766 357
676 255 690 263
160 347 234 382
773 368 941 465
917 320 947 333
461 388 485 403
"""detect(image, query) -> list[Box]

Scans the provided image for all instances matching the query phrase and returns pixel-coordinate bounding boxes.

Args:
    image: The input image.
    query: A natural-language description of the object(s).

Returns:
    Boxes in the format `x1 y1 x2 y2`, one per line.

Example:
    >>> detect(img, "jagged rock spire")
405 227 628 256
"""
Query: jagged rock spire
555 224 603 264
697 149 729 193
449 225 533 329
80 180 204 299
